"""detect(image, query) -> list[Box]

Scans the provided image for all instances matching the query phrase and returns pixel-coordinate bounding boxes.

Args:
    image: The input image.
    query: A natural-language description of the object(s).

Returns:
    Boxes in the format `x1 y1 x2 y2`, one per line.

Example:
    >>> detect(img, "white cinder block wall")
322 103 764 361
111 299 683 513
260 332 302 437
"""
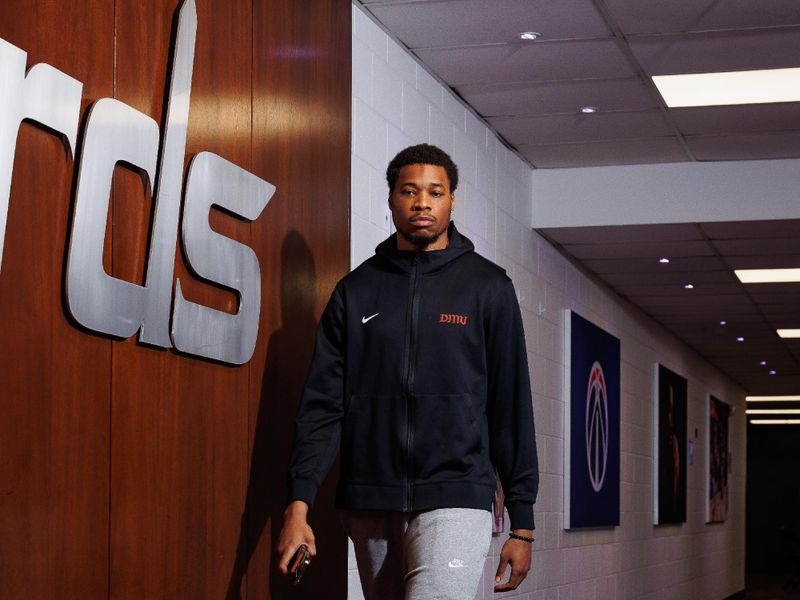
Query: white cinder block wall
349 5 746 599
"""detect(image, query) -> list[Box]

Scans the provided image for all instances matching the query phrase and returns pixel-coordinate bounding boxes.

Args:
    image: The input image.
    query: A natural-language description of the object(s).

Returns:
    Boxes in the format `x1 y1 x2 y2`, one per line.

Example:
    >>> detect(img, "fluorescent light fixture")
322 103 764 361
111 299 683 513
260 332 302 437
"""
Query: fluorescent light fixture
747 409 800 414
653 67 800 107
750 419 800 425
778 329 800 338
746 395 800 402
735 268 800 284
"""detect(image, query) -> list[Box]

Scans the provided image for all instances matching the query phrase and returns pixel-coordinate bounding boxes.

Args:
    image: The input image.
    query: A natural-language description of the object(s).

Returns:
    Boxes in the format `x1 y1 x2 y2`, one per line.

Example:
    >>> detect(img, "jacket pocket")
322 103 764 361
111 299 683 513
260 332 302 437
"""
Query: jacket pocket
341 394 404 485
412 393 487 481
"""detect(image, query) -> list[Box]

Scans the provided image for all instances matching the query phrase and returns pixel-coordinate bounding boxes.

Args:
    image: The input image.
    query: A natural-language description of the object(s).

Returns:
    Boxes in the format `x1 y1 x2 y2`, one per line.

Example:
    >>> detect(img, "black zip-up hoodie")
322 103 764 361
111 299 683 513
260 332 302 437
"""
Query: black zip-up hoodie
287 224 539 529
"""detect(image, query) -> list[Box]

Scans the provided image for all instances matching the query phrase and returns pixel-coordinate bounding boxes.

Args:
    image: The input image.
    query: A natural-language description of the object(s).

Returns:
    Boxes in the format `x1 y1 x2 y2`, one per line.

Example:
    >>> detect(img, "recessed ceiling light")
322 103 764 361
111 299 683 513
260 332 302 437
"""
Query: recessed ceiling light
719 320 727 326
518 31 541 41
684 283 694 289
580 106 598 114
736 336 744 342
750 419 800 425
735 268 800 284
777 329 800 338
769 369 777 375
652 67 800 107
659 257 670 264
747 395 800 402
747 409 800 415
759 360 767 366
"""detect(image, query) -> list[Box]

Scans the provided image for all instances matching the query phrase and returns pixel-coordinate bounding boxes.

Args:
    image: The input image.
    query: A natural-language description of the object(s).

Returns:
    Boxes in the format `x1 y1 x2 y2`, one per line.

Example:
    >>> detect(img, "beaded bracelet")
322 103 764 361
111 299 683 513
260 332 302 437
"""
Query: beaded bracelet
508 532 535 543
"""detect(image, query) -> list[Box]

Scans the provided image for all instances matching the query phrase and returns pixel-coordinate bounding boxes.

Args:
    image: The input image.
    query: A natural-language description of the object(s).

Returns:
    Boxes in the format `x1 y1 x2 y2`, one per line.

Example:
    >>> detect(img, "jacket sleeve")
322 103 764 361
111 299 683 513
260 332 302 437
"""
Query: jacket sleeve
286 283 346 508
486 277 539 530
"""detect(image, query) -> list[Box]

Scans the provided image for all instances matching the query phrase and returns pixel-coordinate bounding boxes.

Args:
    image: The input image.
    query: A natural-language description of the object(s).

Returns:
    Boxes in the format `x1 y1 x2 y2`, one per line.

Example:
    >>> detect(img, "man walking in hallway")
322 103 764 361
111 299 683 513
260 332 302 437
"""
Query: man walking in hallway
277 144 539 598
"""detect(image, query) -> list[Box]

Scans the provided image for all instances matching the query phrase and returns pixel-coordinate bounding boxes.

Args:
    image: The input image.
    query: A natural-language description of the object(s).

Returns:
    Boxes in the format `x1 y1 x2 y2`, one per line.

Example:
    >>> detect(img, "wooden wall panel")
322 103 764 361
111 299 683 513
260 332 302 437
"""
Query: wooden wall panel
0 1 350 599
0 3 114 600
243 1 352 598
108 0 252 598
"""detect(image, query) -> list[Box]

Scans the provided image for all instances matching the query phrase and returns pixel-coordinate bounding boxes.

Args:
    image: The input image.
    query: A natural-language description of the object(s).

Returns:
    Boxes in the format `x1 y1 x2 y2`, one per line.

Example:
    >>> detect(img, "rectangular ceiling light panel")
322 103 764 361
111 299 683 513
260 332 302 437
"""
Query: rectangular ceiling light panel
746 409 800 414
653 68 800 108
746 395 800 402
735 268 800 284
777 329 800 338
750 419 800 425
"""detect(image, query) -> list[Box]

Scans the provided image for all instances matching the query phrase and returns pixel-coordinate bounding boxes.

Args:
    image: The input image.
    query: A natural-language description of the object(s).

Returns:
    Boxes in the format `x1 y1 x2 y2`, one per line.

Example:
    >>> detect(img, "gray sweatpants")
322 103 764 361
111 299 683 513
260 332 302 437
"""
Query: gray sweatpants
341 508 492 600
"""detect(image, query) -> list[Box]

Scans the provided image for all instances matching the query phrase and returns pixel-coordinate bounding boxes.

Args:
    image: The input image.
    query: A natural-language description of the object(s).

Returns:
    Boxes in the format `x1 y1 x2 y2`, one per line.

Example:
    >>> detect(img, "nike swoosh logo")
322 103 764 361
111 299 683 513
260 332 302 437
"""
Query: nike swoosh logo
361 312 379 324
448 559 466 568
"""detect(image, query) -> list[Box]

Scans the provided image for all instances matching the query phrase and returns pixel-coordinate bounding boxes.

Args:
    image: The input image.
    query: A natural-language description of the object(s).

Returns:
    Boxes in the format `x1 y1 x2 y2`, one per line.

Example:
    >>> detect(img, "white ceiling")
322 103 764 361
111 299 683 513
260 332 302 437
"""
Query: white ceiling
357 0 800 168
354 0 800 398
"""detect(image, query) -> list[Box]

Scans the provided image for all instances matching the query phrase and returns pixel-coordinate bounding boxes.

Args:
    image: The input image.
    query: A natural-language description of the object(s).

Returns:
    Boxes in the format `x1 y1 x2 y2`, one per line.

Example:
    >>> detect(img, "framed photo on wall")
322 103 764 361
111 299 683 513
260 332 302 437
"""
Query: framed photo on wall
707 394 730 523
653 364 688 525
564 310 620 529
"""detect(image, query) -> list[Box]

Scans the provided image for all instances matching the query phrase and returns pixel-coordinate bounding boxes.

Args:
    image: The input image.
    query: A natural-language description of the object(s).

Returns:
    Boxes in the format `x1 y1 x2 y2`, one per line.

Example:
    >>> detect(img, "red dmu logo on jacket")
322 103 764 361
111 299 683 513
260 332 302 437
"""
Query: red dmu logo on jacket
439 313 468 326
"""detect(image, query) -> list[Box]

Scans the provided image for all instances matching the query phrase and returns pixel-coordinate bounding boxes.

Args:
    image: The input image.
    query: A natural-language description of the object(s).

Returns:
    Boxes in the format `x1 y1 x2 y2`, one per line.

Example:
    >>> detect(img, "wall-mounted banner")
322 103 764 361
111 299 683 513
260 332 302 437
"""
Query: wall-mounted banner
707 394 730 523
654 364 688 525
564 310 620 529
0 0 274 365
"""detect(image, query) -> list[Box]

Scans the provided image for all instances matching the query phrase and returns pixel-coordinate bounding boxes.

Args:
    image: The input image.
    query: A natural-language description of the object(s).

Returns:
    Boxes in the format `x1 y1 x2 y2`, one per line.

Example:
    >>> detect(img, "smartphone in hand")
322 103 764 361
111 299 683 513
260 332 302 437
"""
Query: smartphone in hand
288 544 312 585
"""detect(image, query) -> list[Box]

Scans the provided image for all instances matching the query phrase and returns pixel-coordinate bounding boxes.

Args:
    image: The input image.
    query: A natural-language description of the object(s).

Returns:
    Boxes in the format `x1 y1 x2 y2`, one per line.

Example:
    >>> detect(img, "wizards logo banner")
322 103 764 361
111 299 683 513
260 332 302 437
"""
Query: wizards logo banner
564 310 620 529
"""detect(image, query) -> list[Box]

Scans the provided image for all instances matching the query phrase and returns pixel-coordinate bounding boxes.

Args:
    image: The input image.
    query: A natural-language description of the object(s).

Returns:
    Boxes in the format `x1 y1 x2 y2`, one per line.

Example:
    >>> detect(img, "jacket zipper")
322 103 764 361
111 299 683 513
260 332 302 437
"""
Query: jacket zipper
403 255 422 512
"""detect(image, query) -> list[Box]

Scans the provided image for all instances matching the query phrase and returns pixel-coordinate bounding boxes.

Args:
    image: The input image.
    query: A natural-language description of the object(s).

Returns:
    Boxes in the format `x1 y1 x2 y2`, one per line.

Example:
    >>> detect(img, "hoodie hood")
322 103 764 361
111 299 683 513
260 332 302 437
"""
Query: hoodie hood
375 222 475 274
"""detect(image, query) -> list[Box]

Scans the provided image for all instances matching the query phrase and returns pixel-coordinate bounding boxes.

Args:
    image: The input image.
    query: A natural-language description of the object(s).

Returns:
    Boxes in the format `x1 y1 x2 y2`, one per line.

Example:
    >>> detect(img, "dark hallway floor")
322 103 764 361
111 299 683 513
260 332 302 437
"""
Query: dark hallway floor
746 572 800 599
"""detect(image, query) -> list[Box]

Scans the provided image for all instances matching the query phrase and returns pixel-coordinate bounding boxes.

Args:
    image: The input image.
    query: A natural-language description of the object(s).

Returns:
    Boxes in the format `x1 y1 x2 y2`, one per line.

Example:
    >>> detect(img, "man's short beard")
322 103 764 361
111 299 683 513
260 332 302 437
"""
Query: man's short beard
399 222 448 248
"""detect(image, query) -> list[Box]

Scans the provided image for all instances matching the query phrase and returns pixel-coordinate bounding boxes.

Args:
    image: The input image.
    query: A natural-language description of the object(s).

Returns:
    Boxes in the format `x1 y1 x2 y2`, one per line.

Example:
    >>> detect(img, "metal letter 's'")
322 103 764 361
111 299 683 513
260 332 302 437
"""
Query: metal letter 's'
171 152 275 364
0 39 82 273
65 99 160 338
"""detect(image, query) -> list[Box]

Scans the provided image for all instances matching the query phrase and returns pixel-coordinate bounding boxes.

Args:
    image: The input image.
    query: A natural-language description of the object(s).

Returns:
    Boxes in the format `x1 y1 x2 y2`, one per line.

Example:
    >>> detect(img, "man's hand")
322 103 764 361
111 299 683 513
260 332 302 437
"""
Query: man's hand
494 529 533 593
276 501 317 575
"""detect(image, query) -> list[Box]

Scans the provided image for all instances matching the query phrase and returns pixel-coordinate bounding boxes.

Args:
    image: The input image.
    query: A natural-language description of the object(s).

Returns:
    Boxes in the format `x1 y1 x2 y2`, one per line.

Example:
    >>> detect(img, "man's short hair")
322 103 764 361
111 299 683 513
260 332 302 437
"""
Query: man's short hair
386 144 459 193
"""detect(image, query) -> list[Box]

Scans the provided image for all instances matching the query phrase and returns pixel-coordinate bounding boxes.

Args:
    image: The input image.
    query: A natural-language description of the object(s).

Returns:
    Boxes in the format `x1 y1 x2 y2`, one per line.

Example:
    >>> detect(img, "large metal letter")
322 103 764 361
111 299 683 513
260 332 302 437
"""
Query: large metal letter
0 38 82 273
141 0 197 346
172 152 275 364
65 0 196 345
65 99 159 337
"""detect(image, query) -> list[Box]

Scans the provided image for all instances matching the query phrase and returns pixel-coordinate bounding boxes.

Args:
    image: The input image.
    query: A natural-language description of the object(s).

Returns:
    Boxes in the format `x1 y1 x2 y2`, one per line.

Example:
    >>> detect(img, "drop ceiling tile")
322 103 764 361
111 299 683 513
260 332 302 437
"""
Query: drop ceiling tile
541 223 702 245
563 239 713 260
520 137 689 168
603 270 734 287
583 256 725 274
368 0 610 49
686 131 800 161
657 313 764 326
415 39 636 86
629 28 800 76
713 237 800 256
700 220 800 240
631 293 751 308
726 255 800 269
457 77 657 117
604 0 800 35
488 109 672 145
670 104 800 137
617 281 742 297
